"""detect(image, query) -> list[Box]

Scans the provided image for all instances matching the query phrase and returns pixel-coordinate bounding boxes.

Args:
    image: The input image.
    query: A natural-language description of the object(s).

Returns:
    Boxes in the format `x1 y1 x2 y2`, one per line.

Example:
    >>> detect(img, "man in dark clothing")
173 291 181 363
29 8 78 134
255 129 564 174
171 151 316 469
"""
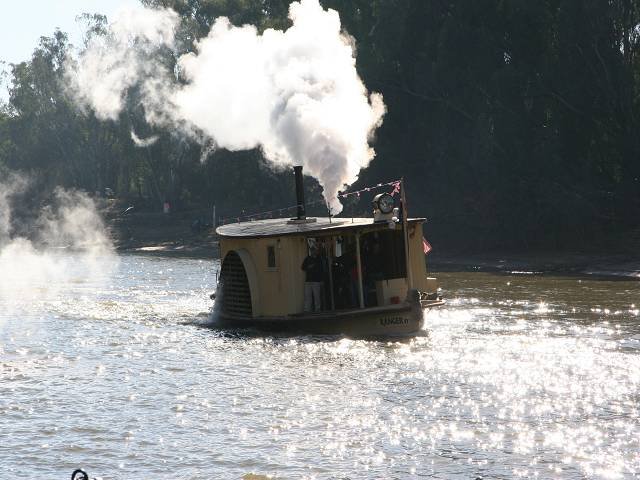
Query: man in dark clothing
301 246 324 312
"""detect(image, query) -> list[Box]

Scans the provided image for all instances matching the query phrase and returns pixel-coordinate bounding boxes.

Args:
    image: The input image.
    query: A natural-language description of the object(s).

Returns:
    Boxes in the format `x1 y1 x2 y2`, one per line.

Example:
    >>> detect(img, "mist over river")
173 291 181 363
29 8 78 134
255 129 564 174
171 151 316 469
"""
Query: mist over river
1 254 639 479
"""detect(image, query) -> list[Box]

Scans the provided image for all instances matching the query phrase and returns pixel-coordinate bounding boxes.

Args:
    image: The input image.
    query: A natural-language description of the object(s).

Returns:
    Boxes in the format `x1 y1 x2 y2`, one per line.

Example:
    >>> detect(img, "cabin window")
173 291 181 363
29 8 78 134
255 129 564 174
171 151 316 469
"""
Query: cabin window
267 245 277 269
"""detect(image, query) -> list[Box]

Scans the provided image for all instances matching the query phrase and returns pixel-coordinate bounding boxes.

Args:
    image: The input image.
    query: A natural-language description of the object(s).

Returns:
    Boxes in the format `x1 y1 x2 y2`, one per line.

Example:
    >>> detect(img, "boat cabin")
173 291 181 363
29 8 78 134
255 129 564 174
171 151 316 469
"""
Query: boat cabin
217 216 437 319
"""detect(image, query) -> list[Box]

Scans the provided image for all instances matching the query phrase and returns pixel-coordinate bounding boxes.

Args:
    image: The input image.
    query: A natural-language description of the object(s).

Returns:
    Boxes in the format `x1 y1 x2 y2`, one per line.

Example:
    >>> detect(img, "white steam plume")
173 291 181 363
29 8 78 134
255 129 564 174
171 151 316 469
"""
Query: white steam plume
0 176 116 318
66 7 179 121
131 131 159 147
0 172 28 244
65 0 385 213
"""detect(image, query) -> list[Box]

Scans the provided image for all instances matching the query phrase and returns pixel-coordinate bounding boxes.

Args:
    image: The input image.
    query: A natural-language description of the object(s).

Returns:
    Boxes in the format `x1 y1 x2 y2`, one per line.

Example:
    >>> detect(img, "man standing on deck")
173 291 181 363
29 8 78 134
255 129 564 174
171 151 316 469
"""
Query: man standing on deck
301 246 323 312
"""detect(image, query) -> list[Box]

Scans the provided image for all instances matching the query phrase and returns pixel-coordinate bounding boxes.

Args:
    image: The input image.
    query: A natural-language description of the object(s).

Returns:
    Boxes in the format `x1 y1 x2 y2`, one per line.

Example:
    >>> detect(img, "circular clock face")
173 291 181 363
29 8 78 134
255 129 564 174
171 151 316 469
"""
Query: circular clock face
378 193 395 214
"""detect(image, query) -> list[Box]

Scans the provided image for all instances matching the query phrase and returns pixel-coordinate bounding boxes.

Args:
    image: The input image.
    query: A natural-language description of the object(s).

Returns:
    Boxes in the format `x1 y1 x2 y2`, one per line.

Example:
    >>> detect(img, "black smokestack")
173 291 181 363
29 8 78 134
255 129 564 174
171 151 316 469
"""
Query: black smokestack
294 165 306 220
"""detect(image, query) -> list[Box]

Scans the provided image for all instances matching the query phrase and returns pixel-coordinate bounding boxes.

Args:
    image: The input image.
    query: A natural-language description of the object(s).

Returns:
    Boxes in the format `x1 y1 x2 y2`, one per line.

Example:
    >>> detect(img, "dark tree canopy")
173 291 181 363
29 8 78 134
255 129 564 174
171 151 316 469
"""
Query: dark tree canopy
1 0 640 251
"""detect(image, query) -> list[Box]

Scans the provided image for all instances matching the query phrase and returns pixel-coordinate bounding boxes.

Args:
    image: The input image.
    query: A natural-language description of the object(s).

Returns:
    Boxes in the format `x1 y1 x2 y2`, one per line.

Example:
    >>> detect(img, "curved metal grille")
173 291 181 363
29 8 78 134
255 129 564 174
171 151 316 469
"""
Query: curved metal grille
220 251 252 318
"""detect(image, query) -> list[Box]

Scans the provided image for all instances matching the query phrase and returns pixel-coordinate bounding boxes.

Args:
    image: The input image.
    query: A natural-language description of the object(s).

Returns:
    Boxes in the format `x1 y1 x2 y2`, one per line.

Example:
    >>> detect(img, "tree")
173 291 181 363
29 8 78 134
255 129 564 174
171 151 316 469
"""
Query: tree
2 0 639 250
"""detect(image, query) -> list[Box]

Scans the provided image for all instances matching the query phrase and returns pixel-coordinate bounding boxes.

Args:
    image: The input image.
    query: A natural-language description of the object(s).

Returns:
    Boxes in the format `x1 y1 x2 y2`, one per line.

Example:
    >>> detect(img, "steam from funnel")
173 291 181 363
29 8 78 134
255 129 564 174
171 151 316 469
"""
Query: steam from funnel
131 131 159 147
64 0 386 213
65 7 180 122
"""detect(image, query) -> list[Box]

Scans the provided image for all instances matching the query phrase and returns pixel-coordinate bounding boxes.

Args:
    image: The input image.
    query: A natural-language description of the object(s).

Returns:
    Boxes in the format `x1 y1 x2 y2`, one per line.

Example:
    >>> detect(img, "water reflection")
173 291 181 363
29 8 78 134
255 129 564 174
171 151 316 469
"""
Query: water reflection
0 258 639 479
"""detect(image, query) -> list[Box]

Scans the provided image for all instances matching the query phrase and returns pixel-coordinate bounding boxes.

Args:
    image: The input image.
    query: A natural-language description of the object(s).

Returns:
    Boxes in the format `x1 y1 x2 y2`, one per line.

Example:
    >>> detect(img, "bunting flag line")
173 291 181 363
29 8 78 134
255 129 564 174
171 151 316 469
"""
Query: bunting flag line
336 179 401 199
221 179 403 225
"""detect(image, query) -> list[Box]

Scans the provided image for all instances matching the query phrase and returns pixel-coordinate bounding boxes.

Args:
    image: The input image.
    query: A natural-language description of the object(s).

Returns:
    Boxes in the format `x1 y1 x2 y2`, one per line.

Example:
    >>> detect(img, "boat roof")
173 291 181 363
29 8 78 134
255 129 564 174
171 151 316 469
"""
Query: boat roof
216 217 426 239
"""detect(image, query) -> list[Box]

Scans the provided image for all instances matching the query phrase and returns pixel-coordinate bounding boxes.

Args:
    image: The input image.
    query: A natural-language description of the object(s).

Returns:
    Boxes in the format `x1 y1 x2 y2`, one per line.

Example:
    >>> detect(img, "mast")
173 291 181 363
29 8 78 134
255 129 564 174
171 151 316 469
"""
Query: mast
401 177 413 290
326 239 335 310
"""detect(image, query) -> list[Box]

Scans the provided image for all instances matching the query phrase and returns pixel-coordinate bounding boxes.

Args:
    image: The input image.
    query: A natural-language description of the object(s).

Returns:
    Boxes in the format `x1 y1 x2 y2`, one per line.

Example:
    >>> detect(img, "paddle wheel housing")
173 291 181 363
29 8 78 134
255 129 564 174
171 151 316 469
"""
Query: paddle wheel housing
219 250 253 318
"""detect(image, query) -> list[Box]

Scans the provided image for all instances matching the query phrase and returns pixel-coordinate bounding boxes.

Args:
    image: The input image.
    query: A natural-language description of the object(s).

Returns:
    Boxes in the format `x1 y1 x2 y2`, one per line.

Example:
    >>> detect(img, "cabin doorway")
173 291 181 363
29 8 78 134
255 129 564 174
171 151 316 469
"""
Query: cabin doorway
220 250 253 318
331 230 407 309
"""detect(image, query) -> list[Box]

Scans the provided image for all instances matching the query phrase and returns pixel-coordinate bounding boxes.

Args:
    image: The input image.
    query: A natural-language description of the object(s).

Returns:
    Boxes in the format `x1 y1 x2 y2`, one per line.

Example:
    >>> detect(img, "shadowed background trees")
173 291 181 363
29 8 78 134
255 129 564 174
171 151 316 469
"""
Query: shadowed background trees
1 0 640 252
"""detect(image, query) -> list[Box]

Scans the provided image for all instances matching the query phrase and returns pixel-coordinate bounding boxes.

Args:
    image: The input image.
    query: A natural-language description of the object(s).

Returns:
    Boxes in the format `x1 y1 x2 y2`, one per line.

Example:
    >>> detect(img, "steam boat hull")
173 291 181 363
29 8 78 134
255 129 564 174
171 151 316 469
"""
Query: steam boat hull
214 294 444 337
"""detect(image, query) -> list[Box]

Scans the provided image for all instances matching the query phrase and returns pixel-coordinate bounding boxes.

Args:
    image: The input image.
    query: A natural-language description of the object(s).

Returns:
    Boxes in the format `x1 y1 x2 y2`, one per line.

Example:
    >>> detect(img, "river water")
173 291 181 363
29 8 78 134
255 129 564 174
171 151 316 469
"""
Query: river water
1 254 639 479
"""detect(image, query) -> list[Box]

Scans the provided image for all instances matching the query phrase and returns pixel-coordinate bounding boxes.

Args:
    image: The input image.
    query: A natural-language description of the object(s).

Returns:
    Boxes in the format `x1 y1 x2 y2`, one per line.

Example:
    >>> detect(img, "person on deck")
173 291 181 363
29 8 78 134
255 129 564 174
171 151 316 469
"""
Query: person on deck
301 246 324 312
364 240 384 307
337 245 359 308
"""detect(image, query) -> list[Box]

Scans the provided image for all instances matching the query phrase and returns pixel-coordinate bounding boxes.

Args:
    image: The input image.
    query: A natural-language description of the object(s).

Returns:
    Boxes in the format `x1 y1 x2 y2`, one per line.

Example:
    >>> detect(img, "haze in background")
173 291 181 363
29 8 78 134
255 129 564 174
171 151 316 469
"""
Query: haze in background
65 0 386 213
0 174 116 319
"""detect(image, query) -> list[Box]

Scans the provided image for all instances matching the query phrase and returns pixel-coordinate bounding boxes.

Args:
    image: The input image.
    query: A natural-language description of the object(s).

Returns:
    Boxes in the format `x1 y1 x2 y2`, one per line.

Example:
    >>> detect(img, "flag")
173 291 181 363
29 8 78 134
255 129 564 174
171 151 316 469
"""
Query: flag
390 181 401 196
422 237 432 255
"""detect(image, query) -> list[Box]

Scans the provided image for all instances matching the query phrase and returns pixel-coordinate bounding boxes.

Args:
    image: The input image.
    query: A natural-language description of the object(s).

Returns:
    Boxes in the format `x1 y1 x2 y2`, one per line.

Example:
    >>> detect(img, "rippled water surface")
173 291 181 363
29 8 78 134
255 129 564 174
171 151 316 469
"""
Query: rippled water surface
1 254 639 479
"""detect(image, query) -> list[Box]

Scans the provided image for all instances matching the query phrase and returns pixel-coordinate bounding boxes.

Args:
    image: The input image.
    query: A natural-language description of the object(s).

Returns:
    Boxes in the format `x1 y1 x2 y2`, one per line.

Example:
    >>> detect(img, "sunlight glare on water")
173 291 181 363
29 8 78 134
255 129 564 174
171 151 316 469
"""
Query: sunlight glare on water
1 256 639 479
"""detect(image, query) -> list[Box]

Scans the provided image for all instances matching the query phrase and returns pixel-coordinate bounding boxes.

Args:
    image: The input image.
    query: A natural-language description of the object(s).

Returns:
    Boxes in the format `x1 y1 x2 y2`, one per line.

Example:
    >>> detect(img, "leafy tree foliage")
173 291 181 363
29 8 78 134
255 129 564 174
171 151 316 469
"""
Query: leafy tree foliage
1 0 639 250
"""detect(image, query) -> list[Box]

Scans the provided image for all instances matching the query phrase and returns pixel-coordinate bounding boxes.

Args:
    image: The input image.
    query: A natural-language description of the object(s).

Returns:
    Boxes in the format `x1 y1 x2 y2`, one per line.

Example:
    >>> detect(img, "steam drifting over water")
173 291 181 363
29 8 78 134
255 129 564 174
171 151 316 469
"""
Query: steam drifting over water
65 0 385 213
0 175 115 316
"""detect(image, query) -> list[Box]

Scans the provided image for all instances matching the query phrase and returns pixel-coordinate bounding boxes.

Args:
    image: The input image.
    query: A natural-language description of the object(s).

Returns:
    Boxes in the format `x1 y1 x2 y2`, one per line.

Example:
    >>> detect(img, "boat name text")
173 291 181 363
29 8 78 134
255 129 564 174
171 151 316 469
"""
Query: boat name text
380 316 409 326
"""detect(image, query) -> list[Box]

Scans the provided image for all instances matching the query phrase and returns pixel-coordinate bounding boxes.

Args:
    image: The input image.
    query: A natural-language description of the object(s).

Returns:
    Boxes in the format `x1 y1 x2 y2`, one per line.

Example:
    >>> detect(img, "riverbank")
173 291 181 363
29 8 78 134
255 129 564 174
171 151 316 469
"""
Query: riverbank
106 202 220 258
430 252 640 280
106 206 640 279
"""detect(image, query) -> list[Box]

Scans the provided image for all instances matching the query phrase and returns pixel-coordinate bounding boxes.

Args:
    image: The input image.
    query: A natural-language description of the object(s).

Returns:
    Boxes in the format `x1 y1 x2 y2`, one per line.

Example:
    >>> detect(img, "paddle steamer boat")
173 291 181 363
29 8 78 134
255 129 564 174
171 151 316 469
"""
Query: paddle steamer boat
213 167 443 336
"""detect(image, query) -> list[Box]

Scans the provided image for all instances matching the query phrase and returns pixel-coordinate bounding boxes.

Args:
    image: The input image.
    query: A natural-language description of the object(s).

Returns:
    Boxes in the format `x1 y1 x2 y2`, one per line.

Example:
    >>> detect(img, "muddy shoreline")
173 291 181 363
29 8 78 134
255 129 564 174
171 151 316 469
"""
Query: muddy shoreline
117 241 219 259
